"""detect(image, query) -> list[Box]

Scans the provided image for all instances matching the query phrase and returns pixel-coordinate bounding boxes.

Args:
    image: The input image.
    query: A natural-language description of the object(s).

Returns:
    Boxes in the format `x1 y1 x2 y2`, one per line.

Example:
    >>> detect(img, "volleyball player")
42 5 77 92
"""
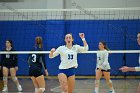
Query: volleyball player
28 36 48 93
120 32 140 93
94 41 115 93
0 40 22 92
49 33 88 93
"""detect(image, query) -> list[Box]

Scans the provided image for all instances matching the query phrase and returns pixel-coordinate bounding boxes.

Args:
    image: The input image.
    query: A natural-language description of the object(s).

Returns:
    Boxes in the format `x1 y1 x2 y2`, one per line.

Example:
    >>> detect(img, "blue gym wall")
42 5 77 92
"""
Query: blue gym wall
0 20 140 76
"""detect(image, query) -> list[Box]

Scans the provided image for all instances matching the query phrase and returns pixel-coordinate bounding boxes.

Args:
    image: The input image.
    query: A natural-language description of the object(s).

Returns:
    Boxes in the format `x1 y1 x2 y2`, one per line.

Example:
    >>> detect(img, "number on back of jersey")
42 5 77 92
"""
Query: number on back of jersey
31 54 37 63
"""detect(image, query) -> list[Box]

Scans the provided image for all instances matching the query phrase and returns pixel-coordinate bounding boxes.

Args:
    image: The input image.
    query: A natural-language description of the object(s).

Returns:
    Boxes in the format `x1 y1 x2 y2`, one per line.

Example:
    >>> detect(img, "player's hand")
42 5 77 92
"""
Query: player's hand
119 66 129 72
79 33 85 39
45 70 49 76
49 48 56 58
15 67 18 71
50 48 56 53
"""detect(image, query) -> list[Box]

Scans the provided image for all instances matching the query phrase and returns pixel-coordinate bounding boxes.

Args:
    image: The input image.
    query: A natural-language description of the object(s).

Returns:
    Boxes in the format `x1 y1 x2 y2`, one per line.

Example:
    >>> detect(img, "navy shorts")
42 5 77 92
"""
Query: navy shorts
2 61 16 69
58 68 76 78
96 68 110 72
29 67 43 77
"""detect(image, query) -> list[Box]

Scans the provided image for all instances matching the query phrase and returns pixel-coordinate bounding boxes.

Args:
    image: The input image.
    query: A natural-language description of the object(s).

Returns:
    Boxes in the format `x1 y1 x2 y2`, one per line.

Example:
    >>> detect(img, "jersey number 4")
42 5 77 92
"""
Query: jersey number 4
32 54 37 63
68 54 74 60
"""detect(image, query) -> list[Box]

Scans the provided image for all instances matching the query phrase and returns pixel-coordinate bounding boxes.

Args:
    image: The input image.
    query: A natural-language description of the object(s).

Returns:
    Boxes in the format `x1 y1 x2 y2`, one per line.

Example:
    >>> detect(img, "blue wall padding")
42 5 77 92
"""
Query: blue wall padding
0 20 139 76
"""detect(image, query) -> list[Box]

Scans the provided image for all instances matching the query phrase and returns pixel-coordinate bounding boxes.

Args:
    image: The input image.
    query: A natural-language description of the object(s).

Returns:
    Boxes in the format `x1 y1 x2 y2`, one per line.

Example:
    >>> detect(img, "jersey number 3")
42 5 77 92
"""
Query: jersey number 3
32 54 37 63
68 54 73 60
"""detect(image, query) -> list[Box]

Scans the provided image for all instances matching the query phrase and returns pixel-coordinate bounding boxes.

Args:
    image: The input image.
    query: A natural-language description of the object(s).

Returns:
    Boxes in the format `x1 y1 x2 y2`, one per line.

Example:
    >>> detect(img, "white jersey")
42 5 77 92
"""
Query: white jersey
96 50 110 70
135 54 140 71
50 45 88 69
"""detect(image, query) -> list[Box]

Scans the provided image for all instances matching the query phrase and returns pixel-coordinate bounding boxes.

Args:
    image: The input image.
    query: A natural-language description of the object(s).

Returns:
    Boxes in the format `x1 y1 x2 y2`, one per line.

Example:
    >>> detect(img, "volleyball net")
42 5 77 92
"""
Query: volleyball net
0 7 140 77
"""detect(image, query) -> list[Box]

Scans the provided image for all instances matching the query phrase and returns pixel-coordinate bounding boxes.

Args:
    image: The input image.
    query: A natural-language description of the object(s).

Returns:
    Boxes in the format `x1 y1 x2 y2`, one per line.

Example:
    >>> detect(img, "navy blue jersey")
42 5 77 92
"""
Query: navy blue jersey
0 48 18 67
28 46 46 70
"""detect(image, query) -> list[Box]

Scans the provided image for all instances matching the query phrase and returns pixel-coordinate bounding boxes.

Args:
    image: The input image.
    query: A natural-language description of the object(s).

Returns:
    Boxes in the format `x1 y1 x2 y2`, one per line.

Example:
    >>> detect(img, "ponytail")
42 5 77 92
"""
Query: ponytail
100 41 110 51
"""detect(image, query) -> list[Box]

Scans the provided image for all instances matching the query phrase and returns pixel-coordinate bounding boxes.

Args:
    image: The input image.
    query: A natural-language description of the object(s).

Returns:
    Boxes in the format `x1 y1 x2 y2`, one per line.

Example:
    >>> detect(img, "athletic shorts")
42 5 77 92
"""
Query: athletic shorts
29 67 43 77
2 61 16 69
58 68 76 78
96 68 110 72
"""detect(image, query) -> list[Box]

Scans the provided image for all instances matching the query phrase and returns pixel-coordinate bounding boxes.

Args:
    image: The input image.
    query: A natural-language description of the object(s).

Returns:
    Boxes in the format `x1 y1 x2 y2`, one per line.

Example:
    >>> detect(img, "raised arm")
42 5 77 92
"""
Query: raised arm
49 47 60 58
77 33 89 52
79 33 88 47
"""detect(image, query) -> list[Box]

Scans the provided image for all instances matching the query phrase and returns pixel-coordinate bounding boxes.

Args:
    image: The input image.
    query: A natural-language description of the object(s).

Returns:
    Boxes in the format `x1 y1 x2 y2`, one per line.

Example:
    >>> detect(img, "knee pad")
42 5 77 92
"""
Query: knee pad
109 80 112 83
39 88 45 92
95 80 100 87
108 80 112 83
95 80 100 84
106 80 112 84
12 76 17 81
35 88 39 93
3 76 8 81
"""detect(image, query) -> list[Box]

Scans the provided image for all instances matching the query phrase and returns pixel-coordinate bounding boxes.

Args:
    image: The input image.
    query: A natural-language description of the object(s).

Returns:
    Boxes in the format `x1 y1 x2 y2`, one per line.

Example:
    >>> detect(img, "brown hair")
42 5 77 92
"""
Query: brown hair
65 33 75 44
35 36 43 48
65 33 74 40
100 41 110 51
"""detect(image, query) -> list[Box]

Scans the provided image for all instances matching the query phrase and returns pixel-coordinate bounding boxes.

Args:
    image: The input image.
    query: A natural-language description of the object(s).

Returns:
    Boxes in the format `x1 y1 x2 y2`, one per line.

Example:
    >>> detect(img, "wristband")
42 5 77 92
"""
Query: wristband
82 38 86 41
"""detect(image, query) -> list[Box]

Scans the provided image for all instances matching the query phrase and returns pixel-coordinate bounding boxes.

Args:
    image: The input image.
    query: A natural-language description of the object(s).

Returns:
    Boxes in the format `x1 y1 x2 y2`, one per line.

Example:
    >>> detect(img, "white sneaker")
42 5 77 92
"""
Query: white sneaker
17 85 22 92
2 87 8 92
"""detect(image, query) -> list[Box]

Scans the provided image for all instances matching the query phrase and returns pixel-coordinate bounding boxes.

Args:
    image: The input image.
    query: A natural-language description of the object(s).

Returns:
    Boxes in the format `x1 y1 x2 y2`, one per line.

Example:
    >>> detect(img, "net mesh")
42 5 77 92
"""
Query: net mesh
0 8 140 50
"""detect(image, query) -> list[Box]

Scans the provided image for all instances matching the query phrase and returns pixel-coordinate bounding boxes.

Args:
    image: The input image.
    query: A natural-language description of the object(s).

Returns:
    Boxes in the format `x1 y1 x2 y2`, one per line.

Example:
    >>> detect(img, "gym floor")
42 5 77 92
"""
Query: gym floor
0 77 139 93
